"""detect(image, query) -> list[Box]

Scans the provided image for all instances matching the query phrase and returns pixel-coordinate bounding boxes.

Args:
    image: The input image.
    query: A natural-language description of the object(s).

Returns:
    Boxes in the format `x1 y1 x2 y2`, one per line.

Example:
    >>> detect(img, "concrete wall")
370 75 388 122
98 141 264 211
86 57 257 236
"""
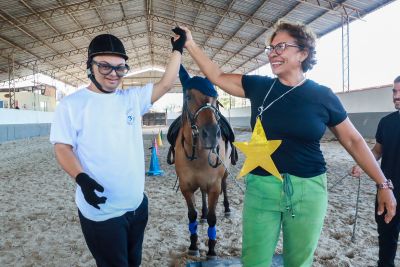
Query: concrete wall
336 85 394 138
0 123 51 142
0 109 53 142
336 85 394 113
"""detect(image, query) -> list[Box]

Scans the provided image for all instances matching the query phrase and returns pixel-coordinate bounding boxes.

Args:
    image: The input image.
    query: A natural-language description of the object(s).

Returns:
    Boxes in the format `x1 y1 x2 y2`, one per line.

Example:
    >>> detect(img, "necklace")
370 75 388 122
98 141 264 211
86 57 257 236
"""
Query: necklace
257 77 306 119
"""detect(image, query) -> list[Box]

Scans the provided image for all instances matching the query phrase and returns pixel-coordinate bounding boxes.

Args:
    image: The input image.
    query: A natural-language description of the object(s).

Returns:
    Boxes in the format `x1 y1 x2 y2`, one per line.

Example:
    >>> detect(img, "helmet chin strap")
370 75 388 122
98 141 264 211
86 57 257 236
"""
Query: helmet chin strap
87 65 113 94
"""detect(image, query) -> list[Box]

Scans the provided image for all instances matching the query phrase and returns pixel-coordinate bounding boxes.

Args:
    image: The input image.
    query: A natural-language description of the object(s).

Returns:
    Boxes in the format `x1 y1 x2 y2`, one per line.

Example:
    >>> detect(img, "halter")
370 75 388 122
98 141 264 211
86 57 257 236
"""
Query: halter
181 100 222 168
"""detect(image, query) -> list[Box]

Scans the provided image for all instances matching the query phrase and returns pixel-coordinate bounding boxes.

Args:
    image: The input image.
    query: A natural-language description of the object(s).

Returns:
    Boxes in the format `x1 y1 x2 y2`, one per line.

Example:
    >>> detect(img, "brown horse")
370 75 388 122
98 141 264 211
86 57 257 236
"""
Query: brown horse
174 87 233 259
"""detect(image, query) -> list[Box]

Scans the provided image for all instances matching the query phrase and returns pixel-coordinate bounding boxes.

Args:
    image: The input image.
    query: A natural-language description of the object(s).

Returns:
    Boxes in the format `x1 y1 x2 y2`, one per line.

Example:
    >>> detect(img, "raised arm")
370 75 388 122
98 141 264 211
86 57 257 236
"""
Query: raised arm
151 27 186 103
330 118 396 223
181 26 245 98
151 51 182 103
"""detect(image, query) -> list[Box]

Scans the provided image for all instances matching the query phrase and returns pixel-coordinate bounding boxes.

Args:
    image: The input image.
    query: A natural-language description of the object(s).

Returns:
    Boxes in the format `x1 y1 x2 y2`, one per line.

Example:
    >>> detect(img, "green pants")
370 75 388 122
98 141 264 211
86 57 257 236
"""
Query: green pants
242 173 328 267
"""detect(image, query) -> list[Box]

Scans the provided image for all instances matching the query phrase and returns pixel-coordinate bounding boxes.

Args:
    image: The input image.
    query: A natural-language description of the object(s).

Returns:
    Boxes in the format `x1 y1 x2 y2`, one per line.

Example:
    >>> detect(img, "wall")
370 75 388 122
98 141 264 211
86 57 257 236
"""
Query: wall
336 85 394 113
0 109 53 142
336 85 394 138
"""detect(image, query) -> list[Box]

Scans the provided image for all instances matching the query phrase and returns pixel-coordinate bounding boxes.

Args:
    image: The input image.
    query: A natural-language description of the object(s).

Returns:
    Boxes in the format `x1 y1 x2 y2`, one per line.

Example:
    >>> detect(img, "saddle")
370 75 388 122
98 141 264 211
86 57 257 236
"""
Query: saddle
167 113 238 165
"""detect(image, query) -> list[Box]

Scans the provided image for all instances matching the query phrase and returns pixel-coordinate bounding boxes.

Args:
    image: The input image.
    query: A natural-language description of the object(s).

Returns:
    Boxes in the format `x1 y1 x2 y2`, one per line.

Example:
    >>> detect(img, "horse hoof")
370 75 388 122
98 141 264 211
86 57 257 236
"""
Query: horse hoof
224 211 232 217
188 249 200 257
200 218 207 224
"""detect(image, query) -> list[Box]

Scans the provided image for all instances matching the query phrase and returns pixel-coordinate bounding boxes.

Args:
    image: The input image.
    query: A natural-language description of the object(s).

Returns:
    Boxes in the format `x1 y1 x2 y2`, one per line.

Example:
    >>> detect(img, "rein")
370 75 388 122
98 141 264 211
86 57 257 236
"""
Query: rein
181 101 222 168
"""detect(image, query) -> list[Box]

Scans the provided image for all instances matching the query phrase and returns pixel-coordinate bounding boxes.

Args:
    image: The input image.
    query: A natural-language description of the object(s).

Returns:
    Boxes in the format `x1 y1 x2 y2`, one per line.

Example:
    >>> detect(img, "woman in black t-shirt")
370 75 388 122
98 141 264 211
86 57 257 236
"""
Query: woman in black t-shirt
179 22 396 266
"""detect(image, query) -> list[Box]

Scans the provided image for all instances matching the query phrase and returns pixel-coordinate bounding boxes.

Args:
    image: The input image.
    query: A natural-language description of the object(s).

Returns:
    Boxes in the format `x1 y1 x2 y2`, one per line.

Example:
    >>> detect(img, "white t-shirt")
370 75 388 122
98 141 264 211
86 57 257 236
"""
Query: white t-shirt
50 84 153 221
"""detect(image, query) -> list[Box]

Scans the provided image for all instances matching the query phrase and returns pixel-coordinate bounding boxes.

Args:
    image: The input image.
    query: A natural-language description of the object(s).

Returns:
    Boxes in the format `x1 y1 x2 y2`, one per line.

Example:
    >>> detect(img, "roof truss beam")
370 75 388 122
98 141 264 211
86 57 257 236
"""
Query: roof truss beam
0 13 266 56
211 1 270 66
297 0 363 20
5 31 262 76
0 0 131 32
0 8 85 75
199 0 236 50
175 0 273 30
0 15 148 56
0 35 85 85
152 14 265 49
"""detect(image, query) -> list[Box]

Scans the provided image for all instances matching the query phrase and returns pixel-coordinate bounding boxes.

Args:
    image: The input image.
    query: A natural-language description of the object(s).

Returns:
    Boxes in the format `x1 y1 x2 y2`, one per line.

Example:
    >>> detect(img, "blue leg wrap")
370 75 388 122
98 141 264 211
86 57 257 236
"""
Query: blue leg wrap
208 226 217 240
189 221 198 235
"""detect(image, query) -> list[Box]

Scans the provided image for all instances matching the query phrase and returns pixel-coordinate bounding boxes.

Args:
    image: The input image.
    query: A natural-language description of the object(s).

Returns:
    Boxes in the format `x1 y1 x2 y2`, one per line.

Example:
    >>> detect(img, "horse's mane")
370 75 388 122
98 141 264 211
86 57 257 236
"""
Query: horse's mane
180 100 189 125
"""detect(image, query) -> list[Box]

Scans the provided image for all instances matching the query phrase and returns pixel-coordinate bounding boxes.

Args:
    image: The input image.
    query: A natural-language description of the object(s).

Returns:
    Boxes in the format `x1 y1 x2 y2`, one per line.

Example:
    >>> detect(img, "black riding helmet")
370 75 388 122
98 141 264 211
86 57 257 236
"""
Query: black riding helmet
88 34 128 60
86 34 128 93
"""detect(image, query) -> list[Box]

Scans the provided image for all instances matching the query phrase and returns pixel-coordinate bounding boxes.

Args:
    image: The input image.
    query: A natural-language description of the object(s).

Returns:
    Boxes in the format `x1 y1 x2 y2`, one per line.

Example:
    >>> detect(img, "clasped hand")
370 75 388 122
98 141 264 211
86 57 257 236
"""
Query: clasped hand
171 26 186 54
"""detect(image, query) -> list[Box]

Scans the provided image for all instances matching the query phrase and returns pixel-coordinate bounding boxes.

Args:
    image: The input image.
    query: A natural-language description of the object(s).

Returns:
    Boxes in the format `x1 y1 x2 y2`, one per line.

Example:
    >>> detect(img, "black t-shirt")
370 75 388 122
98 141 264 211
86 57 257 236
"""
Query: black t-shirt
376 111 400 190
242 75 347 178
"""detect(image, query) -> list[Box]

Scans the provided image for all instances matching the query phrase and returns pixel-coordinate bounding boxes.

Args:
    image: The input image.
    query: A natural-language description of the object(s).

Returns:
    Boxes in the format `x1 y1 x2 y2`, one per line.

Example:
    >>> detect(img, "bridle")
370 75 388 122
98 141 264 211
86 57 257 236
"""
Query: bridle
181 100 222 168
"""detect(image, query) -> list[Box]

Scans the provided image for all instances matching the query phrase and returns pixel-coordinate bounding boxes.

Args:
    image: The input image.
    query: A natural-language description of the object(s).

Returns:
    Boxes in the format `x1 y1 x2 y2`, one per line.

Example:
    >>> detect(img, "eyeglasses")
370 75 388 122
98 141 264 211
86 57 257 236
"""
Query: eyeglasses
92 60 130 77
265 42 302 56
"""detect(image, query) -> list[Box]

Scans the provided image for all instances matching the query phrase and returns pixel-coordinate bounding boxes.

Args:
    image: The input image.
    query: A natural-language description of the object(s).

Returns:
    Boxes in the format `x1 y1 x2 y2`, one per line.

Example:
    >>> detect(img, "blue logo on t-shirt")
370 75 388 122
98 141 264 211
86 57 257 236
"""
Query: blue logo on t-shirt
126 109 135 125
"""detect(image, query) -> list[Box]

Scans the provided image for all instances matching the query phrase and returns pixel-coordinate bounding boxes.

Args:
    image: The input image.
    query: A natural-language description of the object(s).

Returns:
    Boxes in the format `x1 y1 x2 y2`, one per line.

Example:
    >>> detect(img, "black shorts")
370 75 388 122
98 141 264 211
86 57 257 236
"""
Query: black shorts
78 194 148 267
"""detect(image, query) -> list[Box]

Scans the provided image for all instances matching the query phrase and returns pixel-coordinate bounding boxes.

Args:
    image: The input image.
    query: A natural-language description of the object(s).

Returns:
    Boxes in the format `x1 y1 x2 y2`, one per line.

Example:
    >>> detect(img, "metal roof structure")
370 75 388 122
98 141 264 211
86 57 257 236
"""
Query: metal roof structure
0 0 395 92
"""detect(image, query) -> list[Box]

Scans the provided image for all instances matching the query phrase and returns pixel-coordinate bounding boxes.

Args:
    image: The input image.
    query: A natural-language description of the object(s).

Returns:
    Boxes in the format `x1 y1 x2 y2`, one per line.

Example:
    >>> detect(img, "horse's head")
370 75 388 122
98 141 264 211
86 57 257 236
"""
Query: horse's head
180 65 221 150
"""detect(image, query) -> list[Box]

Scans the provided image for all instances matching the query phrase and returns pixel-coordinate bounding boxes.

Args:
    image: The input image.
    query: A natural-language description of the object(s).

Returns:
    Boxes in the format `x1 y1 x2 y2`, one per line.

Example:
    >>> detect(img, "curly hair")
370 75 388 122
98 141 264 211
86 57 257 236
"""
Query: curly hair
269 21 317 72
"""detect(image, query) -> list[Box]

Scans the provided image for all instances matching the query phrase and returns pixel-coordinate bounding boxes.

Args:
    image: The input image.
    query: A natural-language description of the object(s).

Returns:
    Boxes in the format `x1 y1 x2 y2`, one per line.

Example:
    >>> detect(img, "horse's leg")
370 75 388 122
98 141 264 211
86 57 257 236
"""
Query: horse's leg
221 171 231 216
182 191 200 256
206 189 219 259
200 190 208 223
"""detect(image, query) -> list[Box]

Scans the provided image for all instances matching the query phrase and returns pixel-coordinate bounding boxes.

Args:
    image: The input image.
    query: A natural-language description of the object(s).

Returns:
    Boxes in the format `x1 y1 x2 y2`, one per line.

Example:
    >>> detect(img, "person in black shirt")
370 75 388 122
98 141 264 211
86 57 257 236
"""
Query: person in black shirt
181 21 396 267
351 76 400 267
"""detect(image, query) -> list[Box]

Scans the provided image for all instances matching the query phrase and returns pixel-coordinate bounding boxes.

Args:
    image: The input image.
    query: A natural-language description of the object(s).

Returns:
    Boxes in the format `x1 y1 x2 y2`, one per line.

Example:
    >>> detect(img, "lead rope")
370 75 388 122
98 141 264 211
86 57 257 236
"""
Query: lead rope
327 169 363 242
213 152 245 194
328 173 349 191
351 176 362 242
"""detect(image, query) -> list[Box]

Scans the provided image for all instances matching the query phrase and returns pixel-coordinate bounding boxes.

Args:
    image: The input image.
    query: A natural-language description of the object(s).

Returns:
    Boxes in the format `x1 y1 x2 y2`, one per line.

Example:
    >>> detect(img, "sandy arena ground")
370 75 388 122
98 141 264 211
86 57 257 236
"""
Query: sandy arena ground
0 130 398 266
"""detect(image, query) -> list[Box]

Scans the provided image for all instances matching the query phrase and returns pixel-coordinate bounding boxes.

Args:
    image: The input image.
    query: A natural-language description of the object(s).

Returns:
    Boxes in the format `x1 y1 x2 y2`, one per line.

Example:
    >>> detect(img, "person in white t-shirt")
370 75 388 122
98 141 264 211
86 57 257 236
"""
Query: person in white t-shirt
50 28 186 267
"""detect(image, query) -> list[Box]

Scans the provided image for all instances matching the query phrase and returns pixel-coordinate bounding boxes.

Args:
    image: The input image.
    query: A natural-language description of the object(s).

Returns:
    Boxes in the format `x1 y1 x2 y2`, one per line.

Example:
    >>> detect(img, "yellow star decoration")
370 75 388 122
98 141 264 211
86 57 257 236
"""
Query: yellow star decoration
233 117 283 181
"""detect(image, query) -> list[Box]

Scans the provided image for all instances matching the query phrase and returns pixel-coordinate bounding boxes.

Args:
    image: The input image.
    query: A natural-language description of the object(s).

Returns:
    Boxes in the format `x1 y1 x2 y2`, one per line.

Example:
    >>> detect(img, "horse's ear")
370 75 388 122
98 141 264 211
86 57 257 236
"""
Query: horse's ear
179 65 190 91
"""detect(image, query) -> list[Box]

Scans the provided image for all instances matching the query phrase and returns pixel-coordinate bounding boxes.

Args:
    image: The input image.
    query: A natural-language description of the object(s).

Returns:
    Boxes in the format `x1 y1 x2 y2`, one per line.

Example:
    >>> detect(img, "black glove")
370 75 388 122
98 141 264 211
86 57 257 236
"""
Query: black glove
76 173 107 209
171 27 187 54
